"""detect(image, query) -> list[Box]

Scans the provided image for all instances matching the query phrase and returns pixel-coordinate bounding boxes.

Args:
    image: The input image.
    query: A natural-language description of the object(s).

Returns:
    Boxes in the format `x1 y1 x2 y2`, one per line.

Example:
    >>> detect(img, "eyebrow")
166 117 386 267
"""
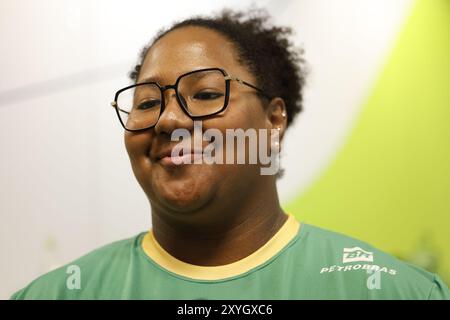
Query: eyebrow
138 68 218 85
138 75 162 84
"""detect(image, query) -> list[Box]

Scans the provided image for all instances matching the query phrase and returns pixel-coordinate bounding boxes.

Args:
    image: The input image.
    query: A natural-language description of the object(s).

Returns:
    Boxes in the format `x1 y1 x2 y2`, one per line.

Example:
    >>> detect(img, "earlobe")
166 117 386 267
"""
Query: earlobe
266 97 287 140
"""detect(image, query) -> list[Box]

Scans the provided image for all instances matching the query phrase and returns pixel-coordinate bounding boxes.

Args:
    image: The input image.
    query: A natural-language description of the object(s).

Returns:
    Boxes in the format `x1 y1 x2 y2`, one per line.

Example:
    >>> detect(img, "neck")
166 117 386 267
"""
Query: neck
150 177 287 266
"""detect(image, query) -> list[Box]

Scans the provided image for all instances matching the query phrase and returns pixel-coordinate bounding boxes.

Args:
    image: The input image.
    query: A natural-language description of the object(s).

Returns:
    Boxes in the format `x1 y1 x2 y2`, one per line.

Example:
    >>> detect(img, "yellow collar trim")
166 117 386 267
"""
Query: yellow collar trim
141 214 300 281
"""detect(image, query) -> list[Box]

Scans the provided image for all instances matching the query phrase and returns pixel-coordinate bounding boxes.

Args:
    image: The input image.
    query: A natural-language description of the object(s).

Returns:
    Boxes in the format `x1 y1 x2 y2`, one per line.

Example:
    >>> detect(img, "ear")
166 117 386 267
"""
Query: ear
265 97 287 141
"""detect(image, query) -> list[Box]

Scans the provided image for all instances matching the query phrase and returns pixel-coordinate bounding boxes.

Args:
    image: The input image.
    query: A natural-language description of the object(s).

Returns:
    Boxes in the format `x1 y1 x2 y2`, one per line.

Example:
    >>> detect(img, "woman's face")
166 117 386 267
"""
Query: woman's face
125 26 276 215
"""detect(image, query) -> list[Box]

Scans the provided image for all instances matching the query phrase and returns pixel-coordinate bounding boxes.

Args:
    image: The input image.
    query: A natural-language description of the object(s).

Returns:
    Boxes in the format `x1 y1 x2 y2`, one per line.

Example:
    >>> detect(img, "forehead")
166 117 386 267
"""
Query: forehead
138 26 246 84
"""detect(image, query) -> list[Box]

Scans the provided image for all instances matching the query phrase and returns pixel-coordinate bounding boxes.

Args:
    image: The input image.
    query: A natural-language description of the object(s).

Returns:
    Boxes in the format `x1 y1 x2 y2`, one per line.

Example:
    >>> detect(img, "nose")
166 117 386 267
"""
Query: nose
154 86 193 135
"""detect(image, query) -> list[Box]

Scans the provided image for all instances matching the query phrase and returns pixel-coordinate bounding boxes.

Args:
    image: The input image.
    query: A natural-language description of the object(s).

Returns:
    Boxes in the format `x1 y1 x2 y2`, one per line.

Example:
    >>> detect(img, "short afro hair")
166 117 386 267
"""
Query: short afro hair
129 7 307 127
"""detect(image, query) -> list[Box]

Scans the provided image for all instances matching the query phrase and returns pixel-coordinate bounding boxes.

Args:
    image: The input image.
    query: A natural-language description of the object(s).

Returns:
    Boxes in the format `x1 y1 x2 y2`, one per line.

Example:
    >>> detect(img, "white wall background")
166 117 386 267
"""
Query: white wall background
0 0 413 299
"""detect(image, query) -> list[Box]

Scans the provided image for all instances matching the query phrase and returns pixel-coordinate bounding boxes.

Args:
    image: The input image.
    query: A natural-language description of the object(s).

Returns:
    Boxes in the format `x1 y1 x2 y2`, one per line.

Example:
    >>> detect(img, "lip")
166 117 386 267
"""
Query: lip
154 147 204 166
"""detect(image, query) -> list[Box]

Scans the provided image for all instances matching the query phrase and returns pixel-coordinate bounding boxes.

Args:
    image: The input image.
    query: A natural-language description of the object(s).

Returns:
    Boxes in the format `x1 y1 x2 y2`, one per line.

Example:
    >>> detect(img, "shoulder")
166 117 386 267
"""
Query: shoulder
295 223 450 299
11 233 144 300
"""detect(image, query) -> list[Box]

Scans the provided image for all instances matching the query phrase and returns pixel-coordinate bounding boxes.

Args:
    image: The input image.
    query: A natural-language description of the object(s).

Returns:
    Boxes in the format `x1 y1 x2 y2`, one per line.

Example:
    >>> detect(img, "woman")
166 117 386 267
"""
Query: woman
12 9 449 299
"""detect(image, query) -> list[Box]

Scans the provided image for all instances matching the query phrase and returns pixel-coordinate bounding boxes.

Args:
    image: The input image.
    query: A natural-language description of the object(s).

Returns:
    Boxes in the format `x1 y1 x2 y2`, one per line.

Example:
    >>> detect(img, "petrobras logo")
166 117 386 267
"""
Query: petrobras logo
319 246 397 278
319 263 397 276
342 247 374 263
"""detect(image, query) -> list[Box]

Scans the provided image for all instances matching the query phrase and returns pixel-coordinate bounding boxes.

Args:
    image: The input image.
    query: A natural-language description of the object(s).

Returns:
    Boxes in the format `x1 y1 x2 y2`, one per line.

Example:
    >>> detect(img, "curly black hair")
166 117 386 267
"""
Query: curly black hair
128 7 307 127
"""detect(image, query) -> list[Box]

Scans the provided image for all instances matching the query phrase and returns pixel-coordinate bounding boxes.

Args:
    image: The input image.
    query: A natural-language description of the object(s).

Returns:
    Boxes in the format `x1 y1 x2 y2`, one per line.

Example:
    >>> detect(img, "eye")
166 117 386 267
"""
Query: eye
136 100 161 110
192 91 224 100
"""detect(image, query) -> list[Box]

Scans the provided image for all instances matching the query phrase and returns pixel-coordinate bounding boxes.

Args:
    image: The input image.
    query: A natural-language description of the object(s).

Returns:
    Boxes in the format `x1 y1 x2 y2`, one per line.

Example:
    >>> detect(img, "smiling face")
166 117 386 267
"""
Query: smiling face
124 26 280 220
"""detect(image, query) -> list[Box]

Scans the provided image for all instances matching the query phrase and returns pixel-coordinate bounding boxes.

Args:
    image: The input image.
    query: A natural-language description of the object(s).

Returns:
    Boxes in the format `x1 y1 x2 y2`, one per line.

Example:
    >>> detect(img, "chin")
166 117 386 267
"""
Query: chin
136 160 220 214
151 178 214 214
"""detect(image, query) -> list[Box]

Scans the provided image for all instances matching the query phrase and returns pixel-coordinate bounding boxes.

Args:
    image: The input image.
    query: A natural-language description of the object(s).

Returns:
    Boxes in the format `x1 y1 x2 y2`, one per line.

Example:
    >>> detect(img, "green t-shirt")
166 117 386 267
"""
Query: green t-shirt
11 214 450 299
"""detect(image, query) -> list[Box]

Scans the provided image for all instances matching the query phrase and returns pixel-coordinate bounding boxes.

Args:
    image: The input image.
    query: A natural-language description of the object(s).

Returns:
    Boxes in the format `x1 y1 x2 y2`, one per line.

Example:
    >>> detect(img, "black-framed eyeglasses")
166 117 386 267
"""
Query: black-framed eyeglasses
110 67 273 132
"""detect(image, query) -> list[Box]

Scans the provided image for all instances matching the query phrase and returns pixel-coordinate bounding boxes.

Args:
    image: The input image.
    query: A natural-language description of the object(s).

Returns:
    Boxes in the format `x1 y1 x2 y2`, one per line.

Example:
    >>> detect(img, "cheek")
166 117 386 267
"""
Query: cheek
124 131 151 157
213 96 266 130
124 131 154 179
201 98 266 174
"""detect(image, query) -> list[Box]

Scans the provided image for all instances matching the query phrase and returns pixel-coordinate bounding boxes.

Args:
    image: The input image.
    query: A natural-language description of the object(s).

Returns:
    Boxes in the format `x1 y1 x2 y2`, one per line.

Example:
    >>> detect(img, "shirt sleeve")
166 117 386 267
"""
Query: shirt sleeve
10 288 24 300
427 274 450 300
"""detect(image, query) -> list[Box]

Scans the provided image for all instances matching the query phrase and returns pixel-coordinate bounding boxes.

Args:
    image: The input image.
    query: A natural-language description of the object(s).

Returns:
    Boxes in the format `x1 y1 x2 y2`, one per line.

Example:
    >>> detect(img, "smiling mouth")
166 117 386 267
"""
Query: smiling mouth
157 149 204 167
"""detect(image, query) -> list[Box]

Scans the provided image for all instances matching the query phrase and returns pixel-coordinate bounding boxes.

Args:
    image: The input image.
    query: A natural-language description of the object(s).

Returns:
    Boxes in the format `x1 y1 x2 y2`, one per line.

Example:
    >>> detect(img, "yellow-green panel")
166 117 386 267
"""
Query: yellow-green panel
286 0 450 284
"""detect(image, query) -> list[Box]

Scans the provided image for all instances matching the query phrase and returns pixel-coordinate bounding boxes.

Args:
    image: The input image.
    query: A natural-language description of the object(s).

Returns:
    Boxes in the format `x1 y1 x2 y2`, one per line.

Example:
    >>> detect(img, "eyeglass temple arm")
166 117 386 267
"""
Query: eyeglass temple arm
224 76 272 100
111 101 130 115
